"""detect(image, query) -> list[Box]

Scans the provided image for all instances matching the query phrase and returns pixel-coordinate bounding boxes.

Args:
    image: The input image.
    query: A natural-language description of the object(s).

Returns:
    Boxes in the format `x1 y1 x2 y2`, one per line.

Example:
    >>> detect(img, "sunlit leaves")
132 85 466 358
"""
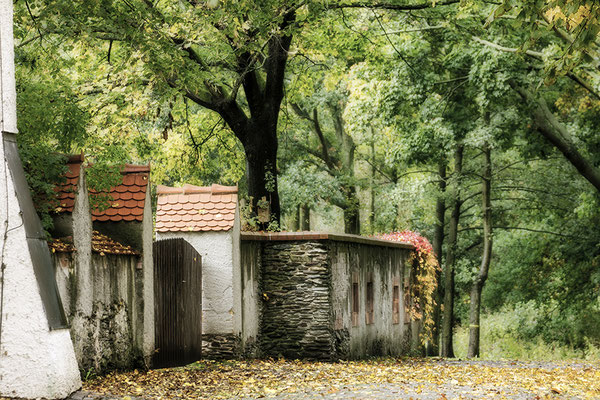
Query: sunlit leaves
84 358 600 399
377 230 440 344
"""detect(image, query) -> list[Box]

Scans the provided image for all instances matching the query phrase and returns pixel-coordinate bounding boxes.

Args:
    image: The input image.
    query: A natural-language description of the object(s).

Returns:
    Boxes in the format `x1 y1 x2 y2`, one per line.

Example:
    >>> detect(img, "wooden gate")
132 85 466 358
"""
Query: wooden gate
153 238 202 368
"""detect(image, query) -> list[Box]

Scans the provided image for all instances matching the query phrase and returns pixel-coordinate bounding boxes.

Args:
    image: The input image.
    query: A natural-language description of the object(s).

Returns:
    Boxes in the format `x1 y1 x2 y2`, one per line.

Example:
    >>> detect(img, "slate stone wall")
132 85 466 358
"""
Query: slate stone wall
202 334 239 359
259 241 335 360
240 233 419 360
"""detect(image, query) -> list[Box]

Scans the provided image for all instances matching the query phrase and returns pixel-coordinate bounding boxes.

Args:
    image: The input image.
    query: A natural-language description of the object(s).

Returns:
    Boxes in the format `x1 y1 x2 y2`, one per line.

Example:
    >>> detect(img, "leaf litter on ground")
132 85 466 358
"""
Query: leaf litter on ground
84 358 600 400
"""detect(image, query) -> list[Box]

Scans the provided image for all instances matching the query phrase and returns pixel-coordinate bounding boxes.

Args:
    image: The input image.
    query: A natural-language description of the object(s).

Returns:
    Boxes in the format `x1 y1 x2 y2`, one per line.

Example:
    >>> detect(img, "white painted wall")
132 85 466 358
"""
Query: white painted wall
0 164 81 399
239 241 261 355
231 208 242 336
0 1 81 396
157 230 236 334
0 0 17 133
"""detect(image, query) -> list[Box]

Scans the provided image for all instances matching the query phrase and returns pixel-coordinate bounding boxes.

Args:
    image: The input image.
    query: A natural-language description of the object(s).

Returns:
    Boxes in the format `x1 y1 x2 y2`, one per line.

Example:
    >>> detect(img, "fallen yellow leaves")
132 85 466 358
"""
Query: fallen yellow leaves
83 358 600 400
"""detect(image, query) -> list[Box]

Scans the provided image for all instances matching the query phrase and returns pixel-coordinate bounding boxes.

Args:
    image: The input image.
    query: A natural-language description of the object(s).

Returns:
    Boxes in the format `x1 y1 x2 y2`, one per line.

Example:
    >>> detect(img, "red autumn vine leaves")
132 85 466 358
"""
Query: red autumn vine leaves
377 230 440 344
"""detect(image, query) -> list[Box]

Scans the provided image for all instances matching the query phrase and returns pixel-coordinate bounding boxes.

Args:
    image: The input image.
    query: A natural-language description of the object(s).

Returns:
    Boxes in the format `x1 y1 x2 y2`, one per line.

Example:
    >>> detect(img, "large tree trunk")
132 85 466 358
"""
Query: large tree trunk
343 186 361 234
300 204 310 231
241 120 281 225
219 27 292 226
441 145 463 358
428 159 447 356
467 145 493 358
369 133 376 234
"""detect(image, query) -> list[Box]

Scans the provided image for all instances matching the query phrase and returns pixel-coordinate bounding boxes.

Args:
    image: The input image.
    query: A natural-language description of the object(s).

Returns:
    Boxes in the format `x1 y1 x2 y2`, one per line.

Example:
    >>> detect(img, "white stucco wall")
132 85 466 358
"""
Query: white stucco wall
231 208 242 336
0 0 17 134
157 230 236 335
0 1 81 395
0 163 81 399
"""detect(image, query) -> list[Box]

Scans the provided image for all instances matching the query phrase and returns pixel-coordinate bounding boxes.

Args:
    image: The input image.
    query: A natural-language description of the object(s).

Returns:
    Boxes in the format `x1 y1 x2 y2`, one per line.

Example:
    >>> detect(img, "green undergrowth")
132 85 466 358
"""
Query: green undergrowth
453 306 600 361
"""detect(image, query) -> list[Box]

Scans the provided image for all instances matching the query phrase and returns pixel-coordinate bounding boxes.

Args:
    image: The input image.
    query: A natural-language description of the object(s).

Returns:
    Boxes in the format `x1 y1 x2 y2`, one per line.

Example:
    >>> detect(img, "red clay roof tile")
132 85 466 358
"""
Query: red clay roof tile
92 231 139 256
54 157 150 223
53 155 84 214
123 165 150 173
91 164 150 223
47 237 76 253
156 184 238 232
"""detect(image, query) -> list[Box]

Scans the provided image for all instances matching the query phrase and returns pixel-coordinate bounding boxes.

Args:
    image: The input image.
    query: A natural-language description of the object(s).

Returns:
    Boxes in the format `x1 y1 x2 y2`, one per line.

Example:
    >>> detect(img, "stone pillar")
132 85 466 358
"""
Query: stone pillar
141 186 155 366
0 1 82 397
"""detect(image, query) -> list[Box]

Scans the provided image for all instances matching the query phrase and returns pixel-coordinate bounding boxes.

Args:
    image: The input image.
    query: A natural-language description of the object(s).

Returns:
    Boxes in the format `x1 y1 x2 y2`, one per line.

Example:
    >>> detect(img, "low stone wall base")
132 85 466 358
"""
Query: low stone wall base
202 334 239 359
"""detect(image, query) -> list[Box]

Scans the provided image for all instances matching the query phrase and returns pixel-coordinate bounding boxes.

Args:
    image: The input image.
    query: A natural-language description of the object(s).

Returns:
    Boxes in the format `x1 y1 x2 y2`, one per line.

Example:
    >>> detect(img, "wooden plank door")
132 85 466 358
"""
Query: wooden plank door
153 238 202 368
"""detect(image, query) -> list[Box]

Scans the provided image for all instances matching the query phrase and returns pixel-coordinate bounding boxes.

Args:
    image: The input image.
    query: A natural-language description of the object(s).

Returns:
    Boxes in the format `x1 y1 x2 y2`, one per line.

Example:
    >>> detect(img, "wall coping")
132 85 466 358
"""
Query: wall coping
240 231 415 250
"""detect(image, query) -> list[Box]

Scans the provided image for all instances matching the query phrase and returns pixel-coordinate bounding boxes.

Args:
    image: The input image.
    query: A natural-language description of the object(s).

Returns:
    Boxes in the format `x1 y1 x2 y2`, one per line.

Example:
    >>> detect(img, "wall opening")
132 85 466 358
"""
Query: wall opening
365 277 374 325
392 284 400 325
352 272 359 327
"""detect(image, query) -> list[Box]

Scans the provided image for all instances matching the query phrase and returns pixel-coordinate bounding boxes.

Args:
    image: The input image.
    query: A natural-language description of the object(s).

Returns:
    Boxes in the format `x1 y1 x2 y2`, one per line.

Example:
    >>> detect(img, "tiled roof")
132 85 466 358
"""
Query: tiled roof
156 184 237 232
48 237 76 253
91 164 150 222
53 158 150 223
54 154 84 214
47 231 139 256
92 231 139 255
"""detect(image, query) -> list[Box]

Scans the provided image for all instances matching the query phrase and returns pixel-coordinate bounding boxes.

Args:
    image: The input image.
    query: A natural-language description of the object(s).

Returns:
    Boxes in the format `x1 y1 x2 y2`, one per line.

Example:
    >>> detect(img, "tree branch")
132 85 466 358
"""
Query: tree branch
509 81 600 193
165 78 217 111
290 139 336 176
312 108 336 170
290 102 336 171
329 0 460 11
378 24 445 35
474 36 600 100
459 225 583 239
236 51 264 118
264 9 296 110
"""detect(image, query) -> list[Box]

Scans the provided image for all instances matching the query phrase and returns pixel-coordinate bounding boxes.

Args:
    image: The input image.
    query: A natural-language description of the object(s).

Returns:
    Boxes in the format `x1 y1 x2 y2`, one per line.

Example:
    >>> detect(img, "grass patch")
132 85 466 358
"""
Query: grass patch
454 308 600 360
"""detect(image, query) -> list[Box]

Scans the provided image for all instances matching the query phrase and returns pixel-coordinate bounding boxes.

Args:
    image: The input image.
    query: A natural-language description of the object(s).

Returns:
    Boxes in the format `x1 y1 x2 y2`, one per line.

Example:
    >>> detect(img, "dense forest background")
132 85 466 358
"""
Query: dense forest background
13 0 600 359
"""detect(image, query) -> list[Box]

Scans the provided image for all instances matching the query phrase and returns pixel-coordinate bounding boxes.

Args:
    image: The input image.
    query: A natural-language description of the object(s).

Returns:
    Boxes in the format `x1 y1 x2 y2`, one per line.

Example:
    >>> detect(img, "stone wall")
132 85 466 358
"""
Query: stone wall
260 241 334 359
202 334 239 359
54 252 145 373
329 241 414 359
240 232 419 360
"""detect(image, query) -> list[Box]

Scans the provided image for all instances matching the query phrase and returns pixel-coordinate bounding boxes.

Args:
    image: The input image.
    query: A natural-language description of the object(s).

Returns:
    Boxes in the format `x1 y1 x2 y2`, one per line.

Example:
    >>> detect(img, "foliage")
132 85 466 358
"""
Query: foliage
13 0 600 357
454 305 600 361
15 51 87 231
14 1 247 226
376 230 439 345
84 358 600 399
239 197 281 232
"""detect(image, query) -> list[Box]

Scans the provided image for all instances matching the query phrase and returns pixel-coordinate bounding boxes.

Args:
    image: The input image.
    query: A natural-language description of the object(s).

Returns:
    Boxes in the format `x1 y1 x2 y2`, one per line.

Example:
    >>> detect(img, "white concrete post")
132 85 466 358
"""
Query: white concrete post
0 1 82 397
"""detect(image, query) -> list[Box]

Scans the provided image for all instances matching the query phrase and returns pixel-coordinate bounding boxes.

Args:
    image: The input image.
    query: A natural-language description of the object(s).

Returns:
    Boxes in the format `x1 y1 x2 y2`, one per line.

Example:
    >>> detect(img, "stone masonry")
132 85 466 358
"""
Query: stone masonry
260 241 334 360
241 232 418 361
